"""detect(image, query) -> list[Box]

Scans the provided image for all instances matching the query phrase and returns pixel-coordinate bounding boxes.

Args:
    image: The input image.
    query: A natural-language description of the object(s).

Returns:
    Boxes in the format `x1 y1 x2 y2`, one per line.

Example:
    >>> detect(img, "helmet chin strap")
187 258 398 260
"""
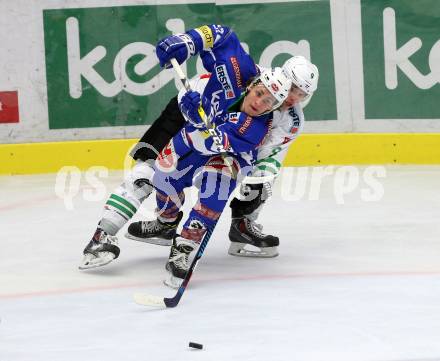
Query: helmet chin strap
259 104 281 116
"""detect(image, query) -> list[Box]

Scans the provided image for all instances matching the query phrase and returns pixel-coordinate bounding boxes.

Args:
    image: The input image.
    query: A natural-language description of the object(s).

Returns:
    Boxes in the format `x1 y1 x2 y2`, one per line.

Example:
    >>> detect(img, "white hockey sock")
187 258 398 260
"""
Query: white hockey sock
100 184 142 235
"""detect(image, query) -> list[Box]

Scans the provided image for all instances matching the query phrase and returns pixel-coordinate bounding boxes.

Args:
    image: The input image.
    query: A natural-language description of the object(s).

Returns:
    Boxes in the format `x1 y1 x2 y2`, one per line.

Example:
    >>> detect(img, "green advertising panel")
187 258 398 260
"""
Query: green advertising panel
362 0 440 119
43 2 335 129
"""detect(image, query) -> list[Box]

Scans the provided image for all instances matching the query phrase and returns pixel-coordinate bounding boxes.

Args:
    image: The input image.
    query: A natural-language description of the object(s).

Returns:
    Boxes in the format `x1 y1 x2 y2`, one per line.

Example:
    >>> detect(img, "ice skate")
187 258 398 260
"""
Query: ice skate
228 217 279 258
125 211 183 246
79 228 120 270
164 235 197 289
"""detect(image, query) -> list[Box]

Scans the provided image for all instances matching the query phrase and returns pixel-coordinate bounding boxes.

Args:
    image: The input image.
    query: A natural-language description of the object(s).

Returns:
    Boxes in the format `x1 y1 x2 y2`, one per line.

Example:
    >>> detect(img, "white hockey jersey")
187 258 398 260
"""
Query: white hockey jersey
252 105 304 178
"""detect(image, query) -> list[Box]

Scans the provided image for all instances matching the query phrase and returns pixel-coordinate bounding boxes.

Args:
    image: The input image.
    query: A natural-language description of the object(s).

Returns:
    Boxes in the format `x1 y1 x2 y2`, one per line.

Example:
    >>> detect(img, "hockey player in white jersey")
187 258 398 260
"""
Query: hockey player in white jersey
228 56 319 258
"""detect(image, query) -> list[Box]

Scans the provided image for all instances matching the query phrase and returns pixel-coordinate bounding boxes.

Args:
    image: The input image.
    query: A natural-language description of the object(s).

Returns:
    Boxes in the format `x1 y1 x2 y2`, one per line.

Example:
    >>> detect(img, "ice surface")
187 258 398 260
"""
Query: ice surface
1 166 440 361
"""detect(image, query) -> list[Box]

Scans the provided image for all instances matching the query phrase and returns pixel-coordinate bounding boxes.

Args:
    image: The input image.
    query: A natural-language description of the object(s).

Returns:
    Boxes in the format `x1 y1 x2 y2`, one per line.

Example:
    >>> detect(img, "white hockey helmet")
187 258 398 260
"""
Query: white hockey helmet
256 67 292 110
282 56 319 95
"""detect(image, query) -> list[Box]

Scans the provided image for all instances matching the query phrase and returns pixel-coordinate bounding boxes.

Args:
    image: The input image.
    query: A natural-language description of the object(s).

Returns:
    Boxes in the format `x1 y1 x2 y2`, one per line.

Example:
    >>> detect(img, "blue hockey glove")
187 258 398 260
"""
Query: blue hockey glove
156 33 195 68
179 91 205 128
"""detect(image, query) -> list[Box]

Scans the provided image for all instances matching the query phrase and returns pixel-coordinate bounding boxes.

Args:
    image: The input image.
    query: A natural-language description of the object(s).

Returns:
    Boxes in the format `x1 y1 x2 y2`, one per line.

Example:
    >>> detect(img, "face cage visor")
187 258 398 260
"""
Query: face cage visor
248 80 284 113
290 83 310 101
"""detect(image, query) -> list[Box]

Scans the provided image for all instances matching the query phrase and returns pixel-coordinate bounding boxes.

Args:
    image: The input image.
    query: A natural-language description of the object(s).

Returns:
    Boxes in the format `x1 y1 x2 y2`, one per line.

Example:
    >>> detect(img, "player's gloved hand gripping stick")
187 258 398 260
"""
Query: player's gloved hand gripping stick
170 58 236 178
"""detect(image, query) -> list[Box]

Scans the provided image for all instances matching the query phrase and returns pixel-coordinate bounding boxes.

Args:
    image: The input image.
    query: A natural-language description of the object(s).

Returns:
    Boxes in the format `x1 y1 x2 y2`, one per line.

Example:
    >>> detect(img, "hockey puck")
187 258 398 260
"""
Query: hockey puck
189 342 203 350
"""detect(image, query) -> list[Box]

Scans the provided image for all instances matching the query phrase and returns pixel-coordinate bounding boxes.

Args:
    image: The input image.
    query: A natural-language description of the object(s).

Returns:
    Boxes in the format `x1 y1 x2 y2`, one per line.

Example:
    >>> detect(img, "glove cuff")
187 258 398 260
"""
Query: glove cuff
186 29 205 53
177 33 196 57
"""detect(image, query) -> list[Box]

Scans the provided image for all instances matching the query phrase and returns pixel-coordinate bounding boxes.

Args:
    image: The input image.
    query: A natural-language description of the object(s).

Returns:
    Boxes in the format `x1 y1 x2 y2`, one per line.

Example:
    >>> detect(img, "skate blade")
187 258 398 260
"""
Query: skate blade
228 243 279 258
163 273 183 289
78 252 115 270
125 233 172 246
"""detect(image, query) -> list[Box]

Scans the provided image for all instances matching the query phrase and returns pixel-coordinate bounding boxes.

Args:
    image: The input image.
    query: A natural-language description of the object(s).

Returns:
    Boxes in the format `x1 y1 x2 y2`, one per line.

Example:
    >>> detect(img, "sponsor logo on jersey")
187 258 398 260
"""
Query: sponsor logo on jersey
228 112 240 124
288 108 301 133
230 56 243 89
196 25 214 48
208 89 223 121
215 64 235 99
238 115 252 134
271 83 279 92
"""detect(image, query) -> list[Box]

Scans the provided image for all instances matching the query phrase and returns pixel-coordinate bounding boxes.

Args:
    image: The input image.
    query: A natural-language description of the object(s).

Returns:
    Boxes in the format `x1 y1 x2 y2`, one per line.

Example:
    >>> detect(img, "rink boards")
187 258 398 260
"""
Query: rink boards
1 133 440 175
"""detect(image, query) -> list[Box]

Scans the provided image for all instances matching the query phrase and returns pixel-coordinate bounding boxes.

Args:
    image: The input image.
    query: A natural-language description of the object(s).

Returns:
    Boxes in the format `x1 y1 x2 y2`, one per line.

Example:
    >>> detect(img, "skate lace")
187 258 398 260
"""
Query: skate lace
245 219 266 237
141 220 162 234
169 248 188 271
103 234 118 245
263 182 272 199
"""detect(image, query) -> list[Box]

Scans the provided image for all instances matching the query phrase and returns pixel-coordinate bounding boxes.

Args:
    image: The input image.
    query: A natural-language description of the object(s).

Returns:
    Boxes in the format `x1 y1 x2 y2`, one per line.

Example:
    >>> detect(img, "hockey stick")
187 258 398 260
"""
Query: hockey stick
133 221 217 308
169 58 236 178
132 60 237 307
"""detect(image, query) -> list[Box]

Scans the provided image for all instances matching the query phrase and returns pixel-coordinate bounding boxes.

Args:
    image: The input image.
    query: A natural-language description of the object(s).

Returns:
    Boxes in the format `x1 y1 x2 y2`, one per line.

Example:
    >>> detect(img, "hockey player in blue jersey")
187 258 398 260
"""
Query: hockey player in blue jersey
147 25 292 287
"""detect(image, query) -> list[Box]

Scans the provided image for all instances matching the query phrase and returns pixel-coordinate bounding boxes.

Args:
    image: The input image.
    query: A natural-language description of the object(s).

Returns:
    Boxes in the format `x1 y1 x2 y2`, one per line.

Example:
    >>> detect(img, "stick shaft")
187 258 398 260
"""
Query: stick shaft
170 58 191 91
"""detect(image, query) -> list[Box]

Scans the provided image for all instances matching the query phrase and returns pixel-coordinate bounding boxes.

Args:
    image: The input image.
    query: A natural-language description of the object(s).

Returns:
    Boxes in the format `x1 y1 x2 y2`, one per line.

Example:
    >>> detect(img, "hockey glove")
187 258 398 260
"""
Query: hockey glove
179 90 205 128
156 33 196 68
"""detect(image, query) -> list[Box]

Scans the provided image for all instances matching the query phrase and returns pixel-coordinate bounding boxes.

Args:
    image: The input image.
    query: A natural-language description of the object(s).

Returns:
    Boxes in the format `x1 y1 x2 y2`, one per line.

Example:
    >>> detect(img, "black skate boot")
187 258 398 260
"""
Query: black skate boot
228 217 279 258
79 228 120 270
164 235 197 289
125 211 183 246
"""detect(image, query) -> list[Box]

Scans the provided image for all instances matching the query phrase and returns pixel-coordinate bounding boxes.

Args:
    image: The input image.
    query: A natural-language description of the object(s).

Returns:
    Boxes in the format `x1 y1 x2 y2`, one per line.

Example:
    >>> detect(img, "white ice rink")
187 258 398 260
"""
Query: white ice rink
1 166 440 361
